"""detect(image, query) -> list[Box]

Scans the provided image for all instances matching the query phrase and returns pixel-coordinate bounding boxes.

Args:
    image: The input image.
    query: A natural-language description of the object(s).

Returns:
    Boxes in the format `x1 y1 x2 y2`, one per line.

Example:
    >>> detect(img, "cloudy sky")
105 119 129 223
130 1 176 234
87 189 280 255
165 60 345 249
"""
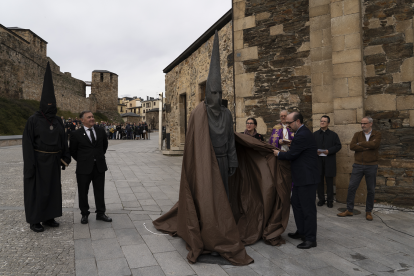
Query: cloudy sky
2 0 231 98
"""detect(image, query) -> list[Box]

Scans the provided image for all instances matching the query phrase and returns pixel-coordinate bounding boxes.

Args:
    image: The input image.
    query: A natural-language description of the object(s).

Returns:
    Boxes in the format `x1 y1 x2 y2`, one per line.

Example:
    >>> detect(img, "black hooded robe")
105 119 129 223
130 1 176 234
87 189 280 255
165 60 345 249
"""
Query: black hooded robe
22 62 71 224
23 114 71 223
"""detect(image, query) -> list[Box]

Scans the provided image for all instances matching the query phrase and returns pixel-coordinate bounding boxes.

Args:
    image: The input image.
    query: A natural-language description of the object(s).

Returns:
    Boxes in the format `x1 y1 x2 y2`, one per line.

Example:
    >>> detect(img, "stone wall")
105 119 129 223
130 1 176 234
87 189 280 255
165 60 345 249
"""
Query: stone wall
165 21 233 148
235 0 312 135
362 0 414 206
0 28 95 114
146 110 166 130
91 71 118 112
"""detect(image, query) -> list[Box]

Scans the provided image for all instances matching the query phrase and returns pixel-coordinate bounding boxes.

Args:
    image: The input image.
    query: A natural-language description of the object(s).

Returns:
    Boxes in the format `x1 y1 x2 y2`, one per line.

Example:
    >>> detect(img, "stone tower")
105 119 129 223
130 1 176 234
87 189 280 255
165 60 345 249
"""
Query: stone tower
90 70 118 111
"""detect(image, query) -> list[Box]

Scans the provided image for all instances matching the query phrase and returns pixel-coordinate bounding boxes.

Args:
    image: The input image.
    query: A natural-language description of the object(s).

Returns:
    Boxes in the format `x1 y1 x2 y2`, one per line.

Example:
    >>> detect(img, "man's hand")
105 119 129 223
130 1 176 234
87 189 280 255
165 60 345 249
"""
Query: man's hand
273 149 280 156
228 167 237 176
324 150 329 155
317 151 321 156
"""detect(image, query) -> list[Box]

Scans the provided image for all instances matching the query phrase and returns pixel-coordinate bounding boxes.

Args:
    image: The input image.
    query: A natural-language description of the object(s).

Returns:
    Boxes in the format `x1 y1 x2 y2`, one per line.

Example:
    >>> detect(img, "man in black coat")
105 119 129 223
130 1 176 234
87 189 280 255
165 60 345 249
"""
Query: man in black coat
70 111 112 224
274 112 319 249
313 115 342 208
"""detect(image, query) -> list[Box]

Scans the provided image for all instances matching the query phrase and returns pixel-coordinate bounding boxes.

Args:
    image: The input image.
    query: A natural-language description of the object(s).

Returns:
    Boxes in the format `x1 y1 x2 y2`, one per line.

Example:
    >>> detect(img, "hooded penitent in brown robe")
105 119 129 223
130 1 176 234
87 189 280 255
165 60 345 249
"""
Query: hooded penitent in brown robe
153 103 292 266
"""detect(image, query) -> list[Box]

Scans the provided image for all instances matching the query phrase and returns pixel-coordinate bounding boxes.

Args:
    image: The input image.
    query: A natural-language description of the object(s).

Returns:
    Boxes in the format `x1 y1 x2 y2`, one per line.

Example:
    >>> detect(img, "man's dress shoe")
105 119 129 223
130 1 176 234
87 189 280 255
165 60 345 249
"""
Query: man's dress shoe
30 223 44 232
297 241 317 249
96 214 112 222
81 215 88 224
317 201 325 206
42 219 59 227
288 232 305 241
327 201 333 208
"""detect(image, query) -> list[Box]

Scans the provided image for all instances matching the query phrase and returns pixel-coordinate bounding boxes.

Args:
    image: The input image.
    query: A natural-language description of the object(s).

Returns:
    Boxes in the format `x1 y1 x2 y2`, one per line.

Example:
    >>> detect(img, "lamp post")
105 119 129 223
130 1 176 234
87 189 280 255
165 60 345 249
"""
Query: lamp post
159 92 163 150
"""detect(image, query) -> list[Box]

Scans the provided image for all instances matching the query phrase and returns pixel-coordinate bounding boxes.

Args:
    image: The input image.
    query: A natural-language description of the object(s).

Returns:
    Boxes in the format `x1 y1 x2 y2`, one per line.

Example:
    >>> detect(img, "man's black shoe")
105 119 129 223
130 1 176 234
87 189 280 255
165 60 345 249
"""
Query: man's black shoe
317 201 325 206
30 223 44 232
327 201 333 208
42 219 59 227
297 241 317 249
96 214 112 222
81 215 88 224
288 232 305 241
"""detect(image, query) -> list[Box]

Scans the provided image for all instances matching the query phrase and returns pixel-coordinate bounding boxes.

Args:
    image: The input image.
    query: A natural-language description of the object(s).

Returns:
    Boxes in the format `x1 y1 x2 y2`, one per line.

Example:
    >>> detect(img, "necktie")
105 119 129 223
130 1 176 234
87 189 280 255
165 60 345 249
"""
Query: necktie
88 128 96 144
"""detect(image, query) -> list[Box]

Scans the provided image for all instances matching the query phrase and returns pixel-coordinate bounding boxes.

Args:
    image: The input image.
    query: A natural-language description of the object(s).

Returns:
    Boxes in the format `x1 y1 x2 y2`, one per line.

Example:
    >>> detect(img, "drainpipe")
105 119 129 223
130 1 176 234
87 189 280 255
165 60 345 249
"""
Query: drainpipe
231 1 236 131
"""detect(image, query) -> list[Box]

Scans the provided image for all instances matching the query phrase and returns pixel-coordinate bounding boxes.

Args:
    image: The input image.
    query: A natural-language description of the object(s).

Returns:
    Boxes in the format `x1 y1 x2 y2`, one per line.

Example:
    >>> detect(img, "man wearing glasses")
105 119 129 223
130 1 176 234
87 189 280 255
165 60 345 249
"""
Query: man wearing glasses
338 116 381 221
273 112 319 249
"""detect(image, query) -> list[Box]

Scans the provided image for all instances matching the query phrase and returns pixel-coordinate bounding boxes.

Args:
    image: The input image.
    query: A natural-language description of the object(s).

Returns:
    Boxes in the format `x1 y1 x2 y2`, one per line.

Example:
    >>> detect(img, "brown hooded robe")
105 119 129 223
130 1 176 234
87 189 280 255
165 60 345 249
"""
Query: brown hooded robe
153 102 291 266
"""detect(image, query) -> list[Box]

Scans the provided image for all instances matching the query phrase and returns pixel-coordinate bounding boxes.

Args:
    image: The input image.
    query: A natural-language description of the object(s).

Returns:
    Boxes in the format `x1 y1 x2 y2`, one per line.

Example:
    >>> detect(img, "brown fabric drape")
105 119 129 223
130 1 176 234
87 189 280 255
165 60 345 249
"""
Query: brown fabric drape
229 132 292 246
153 102 291 266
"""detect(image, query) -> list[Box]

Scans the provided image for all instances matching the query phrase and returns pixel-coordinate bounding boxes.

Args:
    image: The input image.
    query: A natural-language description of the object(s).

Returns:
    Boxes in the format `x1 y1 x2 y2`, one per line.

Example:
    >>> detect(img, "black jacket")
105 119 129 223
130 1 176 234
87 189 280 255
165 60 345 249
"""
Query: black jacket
240 132 264 141
313 128 342 177
69 126 108 175
278 125 319 186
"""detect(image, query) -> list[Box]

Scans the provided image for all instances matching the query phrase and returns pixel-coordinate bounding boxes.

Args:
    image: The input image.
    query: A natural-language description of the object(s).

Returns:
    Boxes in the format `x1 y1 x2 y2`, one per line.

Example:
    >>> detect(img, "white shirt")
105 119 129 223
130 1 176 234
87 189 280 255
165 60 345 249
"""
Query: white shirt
83 126 97 143
364 130 372 141
281 124 289 152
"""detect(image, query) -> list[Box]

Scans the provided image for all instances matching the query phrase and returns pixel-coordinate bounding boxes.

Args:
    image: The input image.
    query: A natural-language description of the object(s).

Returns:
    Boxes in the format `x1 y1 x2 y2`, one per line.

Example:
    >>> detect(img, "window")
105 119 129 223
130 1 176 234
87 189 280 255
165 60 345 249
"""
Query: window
130 103 132 107
100 73 103 82
153 102 156 106
143 110 145 113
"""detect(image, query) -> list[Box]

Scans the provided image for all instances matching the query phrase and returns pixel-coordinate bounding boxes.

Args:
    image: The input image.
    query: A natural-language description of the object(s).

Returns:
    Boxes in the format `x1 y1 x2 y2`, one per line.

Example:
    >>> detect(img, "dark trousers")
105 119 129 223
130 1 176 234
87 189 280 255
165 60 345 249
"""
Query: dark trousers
318 160 334 202
346 164 378 212
291 184 318 242
76 162 106 216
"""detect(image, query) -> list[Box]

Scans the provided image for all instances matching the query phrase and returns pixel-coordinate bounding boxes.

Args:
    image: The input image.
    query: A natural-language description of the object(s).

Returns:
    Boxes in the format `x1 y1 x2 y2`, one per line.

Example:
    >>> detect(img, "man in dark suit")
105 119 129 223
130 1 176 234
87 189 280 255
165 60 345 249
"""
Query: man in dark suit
70 111 112 224
273 112 319 249
313 115 342 208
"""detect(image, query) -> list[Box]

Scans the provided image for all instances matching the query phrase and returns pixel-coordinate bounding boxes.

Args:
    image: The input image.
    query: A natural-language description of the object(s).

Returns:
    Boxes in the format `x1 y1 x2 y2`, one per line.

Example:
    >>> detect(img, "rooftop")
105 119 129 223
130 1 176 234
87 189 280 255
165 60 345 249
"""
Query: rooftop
121 112 141 117
163 9 232 73
7 27 48 43
93 70 118 75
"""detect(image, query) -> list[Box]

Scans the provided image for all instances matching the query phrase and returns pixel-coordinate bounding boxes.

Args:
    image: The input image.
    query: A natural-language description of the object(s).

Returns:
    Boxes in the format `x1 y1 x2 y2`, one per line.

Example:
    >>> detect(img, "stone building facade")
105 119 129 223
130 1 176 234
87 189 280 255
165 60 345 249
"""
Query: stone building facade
163 0 414 206
0 24 117 115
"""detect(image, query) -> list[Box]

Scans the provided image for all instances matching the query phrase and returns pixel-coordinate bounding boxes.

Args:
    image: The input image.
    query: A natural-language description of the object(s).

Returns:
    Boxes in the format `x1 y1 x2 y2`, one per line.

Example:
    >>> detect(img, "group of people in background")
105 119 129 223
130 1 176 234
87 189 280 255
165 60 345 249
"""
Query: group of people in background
243 110 381 220
61 116 150 141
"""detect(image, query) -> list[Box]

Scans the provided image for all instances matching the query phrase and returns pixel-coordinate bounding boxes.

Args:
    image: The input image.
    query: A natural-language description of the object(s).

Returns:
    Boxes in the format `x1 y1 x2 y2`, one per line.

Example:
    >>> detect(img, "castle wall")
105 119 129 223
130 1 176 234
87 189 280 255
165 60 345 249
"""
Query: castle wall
0 30 95 114
164 21 234 148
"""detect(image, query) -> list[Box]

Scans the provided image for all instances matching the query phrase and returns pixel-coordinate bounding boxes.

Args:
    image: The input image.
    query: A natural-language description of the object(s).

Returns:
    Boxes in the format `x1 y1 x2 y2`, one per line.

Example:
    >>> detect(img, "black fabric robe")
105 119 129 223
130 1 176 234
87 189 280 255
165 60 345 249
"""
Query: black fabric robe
22 113 71 223
313 128 342 177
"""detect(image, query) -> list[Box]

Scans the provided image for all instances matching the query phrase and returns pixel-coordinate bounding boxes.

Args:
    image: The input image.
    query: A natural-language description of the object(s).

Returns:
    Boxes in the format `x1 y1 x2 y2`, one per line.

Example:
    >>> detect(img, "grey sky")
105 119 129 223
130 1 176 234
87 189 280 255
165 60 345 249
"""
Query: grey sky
2 0 231 99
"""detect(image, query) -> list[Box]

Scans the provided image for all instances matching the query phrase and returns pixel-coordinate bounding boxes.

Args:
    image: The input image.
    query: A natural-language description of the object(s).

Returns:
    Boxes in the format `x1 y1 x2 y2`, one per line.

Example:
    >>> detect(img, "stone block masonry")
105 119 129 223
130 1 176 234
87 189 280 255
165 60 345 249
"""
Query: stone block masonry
238 0 312 135
362 0 414 206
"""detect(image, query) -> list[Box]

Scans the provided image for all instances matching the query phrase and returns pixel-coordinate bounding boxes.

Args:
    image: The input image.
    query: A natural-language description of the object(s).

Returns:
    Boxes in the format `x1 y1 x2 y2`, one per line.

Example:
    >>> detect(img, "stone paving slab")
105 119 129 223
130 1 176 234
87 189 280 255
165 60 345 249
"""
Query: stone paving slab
2 135 414 275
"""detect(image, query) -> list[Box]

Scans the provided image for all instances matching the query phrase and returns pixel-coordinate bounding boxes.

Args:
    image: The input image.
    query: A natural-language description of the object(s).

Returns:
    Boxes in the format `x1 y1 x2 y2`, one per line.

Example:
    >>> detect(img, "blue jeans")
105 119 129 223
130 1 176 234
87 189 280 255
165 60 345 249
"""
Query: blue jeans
346 164 378 212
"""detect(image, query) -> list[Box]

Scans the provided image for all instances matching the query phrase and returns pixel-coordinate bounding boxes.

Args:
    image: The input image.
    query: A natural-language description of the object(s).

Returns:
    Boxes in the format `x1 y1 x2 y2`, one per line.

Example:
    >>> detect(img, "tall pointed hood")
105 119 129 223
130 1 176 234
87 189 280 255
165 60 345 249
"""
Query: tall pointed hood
39 62 57 119
205 30 222 117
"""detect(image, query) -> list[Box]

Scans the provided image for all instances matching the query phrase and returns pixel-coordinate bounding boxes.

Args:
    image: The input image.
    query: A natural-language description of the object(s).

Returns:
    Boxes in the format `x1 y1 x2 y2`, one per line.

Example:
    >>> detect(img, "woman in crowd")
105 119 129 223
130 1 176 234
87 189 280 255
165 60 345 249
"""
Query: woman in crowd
134 123 141 140
116 123 122 139
243 118 264 141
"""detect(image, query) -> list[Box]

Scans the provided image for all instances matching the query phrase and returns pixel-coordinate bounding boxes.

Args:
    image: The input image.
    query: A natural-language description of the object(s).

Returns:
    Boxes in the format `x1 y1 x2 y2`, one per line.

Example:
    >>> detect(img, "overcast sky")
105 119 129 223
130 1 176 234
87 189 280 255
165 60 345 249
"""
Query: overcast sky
2 0 231 99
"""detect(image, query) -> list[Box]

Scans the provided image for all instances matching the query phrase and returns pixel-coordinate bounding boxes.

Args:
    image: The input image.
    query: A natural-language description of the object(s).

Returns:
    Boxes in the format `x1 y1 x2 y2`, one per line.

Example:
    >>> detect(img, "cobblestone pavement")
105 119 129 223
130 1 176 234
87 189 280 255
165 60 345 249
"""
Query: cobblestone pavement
1 134 414 275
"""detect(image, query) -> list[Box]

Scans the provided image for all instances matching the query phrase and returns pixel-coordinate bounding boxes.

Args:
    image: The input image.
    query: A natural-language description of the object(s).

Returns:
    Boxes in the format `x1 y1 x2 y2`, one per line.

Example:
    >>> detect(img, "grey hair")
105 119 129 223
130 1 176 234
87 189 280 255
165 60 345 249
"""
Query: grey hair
280 110 289 115
79 110 93 119
363 116 373 123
